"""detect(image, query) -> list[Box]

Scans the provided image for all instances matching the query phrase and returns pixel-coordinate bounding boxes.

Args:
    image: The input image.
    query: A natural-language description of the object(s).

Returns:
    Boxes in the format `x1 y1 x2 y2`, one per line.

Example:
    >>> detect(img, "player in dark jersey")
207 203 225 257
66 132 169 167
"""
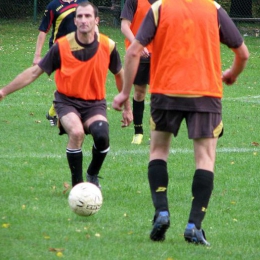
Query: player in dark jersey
33 0 86 127
113 0 249 245
1 2 132 189
121 0 156 145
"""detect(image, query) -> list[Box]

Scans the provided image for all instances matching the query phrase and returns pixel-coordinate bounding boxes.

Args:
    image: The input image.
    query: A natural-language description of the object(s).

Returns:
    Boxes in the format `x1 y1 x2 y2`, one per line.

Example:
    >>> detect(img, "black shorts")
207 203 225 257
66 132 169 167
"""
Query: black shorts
150 108 223 139
54 91 107 123
133 61 150 85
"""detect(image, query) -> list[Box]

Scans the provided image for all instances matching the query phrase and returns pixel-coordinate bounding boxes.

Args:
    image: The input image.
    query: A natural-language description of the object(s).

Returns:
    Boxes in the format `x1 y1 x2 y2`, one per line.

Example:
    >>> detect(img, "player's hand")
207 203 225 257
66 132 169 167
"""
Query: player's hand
33 55 41 66
121 108 133 128
141 47 150 58
222 69 237 85
113 92 129 111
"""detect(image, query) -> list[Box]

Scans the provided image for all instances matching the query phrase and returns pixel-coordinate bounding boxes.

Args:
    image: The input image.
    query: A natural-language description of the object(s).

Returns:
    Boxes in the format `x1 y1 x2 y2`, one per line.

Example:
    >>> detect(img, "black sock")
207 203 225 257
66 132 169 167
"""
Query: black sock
133 99 144 134
66 148 83 187
188 169 214 229
148 159 169 215
87 146 108 176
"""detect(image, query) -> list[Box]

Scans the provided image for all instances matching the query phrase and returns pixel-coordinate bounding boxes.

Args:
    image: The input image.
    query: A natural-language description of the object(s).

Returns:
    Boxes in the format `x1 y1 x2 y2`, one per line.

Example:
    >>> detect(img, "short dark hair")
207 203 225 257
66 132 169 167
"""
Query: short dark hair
76 1 99 18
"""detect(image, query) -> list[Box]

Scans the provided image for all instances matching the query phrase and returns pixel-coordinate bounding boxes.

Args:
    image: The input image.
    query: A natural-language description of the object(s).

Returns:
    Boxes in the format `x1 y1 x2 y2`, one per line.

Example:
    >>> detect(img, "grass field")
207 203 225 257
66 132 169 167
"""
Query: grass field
1 20 260 260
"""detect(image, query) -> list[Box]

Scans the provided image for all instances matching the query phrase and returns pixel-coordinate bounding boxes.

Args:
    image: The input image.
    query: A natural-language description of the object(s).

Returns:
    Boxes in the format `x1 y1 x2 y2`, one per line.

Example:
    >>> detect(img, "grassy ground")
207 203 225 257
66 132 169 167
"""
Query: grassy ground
0 20 260 259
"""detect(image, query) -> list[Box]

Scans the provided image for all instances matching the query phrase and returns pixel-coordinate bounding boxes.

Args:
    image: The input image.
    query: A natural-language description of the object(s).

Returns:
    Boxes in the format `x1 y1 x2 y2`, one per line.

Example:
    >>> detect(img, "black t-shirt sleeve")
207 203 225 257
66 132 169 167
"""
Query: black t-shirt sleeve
218 7 243 48
109 45 122 74
38 43 61 76
38 2 53 33
135 8 157 47
120 0 137 21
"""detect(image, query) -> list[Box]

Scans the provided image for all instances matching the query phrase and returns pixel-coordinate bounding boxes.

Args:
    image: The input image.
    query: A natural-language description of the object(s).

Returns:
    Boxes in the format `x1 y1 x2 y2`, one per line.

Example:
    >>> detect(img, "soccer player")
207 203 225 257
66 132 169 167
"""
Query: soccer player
0 1 132 188
33 0 86 126
120 0 156 144
113 0 249 245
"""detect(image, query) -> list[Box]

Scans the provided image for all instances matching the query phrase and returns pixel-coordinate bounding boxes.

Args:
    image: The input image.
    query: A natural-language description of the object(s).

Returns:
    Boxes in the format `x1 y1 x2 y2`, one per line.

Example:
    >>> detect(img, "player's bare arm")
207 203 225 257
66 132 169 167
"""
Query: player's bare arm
121 19 135 43
113 39 144 111
33 31 47 65
222 42 249 85
121 19 149 58
0 65 44 100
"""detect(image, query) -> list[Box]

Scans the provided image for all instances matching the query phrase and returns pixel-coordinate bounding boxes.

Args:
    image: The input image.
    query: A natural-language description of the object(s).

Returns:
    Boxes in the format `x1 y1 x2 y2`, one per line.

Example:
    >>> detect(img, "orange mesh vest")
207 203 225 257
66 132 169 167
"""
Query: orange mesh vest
125 0 152 53
55 33 110 100
150 0 222 97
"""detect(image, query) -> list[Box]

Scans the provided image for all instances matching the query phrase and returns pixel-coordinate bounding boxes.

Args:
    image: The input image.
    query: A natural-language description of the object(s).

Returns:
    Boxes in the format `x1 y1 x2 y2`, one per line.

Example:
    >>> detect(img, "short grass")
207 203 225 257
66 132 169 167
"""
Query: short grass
1 20 260 260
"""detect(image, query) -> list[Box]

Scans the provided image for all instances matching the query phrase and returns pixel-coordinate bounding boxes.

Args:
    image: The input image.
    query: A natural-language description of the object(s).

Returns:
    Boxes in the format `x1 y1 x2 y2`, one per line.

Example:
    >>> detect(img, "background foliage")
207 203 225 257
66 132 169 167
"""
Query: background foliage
0 0 260 21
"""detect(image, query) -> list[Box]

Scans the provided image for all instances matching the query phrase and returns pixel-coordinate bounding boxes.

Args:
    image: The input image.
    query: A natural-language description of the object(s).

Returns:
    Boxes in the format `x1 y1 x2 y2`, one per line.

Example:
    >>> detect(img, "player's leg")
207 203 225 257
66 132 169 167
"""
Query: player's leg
82 102 109 187
132 84 146 144
85 116 110 188
184 113 223 246
131 62 149 144
54 91 85 187
148 107 178 241
60 112 85 187
149 130 172 241
184 137 217 246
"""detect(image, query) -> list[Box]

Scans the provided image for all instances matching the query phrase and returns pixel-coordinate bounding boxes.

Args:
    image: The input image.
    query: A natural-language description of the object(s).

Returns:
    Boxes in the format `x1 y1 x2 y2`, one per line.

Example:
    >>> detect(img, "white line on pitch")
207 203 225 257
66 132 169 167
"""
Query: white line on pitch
0 147 259 159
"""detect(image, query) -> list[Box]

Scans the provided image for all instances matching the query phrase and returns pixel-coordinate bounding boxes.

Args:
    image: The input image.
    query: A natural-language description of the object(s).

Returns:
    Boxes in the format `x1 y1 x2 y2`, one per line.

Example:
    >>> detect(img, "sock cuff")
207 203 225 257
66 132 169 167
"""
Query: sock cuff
195 169 213 178
133 98 145 104
149 159 167 168
66 148 82 154
93 145 110 153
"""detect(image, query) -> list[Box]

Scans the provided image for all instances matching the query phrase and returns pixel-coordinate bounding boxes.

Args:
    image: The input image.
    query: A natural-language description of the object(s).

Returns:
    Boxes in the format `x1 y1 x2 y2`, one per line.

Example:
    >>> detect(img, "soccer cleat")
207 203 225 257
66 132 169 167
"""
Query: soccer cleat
131 134 143 144
184 225 210 246
150 211 170 241
46 113 57 126
86 174 101 189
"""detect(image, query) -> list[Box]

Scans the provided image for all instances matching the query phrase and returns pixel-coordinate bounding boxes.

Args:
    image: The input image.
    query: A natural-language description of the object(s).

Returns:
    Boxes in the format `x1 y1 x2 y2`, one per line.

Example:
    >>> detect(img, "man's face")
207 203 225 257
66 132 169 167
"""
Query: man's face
74 5 98 34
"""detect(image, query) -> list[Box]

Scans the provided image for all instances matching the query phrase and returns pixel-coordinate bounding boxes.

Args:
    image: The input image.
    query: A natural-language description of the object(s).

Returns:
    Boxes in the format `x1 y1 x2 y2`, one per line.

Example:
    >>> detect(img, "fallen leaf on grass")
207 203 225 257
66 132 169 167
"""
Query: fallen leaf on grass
49 248 64 252
43 234 50 239
251 142 259 146
56 252 63 257
2 223 10 228
63 182 70 194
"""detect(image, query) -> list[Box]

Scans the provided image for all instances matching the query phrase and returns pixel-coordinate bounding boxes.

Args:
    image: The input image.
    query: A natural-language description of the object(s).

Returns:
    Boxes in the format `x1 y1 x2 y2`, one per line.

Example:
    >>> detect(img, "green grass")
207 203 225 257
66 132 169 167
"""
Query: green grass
1 20 260 259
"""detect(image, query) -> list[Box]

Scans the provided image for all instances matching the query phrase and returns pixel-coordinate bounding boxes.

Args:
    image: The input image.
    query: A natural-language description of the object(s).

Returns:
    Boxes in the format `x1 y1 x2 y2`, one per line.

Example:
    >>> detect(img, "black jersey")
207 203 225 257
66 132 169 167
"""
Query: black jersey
120 0 157 22
38 0 85 48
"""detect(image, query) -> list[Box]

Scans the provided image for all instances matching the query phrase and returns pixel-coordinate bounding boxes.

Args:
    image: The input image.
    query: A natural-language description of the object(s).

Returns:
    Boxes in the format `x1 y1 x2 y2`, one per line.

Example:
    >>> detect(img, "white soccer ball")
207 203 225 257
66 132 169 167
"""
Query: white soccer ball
68 182 103 216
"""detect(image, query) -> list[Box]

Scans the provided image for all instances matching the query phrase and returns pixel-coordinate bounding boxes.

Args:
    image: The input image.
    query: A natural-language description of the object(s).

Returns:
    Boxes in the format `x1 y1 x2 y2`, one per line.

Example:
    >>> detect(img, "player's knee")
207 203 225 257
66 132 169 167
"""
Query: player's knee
89 121 109 151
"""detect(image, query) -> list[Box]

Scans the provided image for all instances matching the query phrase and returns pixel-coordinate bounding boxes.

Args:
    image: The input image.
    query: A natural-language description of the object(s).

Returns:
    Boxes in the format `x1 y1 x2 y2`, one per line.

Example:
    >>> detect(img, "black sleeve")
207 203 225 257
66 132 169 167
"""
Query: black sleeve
218 7 244 48
109 44 122 75
135 8 157 47
38 43 61 76
120 0 137 22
